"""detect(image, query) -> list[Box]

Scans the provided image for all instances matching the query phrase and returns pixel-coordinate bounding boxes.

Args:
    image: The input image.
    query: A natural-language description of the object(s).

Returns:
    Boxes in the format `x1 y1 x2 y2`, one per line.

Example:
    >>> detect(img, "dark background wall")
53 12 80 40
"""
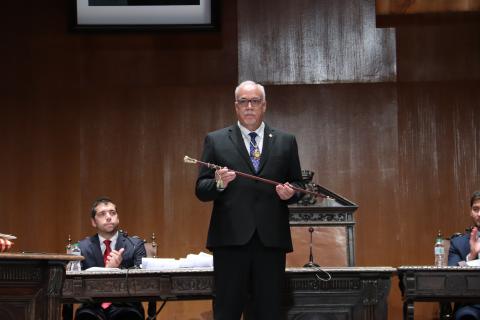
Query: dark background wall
1 1 479 319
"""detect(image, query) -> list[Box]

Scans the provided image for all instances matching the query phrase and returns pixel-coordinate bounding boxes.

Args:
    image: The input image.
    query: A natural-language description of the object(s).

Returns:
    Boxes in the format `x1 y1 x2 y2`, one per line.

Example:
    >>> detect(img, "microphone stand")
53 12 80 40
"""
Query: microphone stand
303 227 320 268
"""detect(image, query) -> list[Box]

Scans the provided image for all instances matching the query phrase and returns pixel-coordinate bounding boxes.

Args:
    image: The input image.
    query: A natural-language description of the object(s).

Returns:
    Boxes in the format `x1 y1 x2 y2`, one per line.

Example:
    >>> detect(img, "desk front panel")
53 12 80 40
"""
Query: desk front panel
398 266 480 301
63 267 395 320
0 253 78 320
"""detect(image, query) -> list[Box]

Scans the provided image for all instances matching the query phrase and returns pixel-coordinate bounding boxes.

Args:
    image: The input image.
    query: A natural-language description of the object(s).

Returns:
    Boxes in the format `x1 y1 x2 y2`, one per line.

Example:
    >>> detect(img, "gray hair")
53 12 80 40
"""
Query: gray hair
235 81 266 101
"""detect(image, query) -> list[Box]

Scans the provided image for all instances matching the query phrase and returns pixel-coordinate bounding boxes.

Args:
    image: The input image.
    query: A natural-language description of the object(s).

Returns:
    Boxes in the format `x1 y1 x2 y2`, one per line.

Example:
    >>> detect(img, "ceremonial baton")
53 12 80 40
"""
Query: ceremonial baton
184 156 325 198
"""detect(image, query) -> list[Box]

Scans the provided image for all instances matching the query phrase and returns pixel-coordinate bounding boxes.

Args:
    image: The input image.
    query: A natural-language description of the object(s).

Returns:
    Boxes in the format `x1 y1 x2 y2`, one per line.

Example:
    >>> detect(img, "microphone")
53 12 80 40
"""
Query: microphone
119 230 140 268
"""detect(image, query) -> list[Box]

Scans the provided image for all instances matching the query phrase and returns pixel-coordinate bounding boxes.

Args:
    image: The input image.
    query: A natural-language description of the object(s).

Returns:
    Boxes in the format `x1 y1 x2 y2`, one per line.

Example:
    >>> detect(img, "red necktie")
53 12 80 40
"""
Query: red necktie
102 239 112 309
103 239 111 266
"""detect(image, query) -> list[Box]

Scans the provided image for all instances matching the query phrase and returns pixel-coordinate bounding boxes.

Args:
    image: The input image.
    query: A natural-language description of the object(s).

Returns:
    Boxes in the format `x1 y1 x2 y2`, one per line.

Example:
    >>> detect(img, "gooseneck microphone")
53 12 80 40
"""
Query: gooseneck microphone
119 229 141 268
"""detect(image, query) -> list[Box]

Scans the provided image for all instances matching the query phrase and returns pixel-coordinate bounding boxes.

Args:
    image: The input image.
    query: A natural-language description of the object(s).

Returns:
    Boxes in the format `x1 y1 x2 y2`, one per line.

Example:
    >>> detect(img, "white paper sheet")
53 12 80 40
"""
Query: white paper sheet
142 252 213 270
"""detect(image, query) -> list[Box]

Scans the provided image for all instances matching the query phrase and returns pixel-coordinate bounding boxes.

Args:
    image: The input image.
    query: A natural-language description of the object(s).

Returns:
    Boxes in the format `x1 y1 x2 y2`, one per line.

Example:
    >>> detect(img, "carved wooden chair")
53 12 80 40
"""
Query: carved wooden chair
144 233 157 258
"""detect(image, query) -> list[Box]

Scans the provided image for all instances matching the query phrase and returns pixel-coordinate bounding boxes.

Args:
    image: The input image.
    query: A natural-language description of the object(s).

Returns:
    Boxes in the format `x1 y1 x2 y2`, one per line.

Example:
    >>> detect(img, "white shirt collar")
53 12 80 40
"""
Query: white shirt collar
237 121 265 138
98 231 118 251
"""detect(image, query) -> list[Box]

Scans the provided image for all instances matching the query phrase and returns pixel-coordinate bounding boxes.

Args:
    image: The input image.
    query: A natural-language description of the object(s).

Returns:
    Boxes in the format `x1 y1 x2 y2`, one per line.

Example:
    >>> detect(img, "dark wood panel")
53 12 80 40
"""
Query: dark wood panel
376 0 480 15
238 0 396 84
0 253 79 320
0 0 238 93
376 0 480 27
0 1 238 318
266 84 400 267
0 86 234 319
397 82 480 249
396 21 480 81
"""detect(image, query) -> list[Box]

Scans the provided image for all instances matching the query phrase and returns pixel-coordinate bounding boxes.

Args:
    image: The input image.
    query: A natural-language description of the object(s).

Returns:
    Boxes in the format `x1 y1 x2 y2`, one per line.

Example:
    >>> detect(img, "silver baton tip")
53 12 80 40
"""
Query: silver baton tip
183 156 197 164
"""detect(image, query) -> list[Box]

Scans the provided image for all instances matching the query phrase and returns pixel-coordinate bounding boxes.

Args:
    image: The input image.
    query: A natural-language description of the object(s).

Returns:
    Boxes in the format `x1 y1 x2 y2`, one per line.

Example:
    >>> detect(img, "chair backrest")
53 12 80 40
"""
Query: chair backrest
143 232 157 258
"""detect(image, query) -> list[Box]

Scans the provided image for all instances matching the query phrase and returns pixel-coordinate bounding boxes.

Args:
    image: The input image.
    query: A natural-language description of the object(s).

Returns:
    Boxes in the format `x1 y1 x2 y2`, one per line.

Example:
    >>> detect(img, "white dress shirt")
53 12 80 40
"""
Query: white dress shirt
98 231 119 254
237 121 265 154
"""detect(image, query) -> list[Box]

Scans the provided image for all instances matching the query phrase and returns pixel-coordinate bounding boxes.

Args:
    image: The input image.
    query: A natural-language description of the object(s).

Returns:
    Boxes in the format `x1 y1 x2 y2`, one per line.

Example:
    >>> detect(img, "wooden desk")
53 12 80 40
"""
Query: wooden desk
63 266 395 319
0 252 82 320
398 266 480 320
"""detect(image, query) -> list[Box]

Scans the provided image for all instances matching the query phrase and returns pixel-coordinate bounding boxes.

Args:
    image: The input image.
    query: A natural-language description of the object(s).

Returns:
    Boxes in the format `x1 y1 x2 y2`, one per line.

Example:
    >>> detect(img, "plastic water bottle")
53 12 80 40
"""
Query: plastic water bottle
69 242 82 271
434 230 445 267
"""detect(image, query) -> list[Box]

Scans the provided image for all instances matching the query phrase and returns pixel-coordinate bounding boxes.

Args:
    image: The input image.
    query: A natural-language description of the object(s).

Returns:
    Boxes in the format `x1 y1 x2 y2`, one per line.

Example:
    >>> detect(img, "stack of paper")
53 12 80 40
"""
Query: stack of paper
142 252 213 270
466 259 480 267
85 267 121 272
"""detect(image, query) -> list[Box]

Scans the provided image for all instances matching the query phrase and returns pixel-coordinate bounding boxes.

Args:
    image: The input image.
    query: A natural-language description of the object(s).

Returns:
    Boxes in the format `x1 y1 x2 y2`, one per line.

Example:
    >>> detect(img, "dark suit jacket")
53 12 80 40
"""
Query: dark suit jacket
195 123 303 252
448 233 471 266
448 233 480 318
78 231 146 270
73 232 146 318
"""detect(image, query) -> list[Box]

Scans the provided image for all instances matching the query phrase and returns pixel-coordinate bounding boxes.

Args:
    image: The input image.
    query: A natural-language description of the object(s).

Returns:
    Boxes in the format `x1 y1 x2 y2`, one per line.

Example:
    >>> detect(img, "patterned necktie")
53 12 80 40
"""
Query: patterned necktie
102 239 112 309
249 132 260 172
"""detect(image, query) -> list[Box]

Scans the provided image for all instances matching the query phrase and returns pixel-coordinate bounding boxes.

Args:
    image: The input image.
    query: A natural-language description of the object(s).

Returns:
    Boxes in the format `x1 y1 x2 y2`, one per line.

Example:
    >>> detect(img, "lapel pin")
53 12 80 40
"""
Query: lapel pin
269 134 273 138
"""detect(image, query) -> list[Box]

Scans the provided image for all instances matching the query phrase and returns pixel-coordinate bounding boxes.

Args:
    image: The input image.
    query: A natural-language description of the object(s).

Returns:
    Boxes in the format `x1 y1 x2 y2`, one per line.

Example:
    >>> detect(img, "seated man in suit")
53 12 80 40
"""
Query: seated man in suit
75 196 146 320
448 190 480 320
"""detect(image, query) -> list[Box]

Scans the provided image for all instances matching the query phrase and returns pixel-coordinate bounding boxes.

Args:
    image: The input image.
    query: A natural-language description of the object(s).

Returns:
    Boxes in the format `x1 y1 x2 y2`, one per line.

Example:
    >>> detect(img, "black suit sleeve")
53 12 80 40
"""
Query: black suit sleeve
195 134 222 202
448 237 465 266
285 136 304 204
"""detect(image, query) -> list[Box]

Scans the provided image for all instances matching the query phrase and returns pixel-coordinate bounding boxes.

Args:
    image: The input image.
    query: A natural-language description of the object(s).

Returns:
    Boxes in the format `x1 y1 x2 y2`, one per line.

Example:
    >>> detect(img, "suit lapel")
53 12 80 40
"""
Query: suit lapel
229 124 275 174
257 124 274 174
229 125 257 173
116 233 126 251
91 235 105 267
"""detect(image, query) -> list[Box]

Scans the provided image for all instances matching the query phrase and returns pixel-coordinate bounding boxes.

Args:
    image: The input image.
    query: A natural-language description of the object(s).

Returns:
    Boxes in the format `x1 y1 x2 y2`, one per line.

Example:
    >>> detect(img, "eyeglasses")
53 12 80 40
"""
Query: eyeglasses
236 98 264 108
95 210 117 218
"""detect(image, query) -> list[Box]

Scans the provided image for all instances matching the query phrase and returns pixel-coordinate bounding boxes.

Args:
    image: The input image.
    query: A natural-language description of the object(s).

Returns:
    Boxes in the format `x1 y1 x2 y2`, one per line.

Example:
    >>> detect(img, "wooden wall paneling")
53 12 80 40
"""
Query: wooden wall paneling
0 94 82 253
396 21 480 82
0 0 238 317
238 0 396 84
390 81 480 320
265 83 400 266
0 0 238 92
376 0 480 15
397 82 480 252
73 85 237 252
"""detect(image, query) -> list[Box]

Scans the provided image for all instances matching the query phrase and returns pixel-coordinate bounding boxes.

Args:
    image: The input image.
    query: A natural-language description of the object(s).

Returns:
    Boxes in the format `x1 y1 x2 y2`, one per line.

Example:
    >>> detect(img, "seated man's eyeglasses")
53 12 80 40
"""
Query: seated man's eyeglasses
236 98 263 108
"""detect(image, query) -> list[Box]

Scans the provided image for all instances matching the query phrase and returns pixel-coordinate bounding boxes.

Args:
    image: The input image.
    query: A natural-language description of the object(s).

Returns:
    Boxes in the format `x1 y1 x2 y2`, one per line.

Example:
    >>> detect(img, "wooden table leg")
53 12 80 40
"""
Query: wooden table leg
403 300 414 320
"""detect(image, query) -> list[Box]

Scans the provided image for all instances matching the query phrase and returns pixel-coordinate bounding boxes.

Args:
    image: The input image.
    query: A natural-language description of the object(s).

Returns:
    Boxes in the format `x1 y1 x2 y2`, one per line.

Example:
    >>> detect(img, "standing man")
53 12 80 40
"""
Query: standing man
75 197 146 320
448 191 480 320
195 80 304 320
